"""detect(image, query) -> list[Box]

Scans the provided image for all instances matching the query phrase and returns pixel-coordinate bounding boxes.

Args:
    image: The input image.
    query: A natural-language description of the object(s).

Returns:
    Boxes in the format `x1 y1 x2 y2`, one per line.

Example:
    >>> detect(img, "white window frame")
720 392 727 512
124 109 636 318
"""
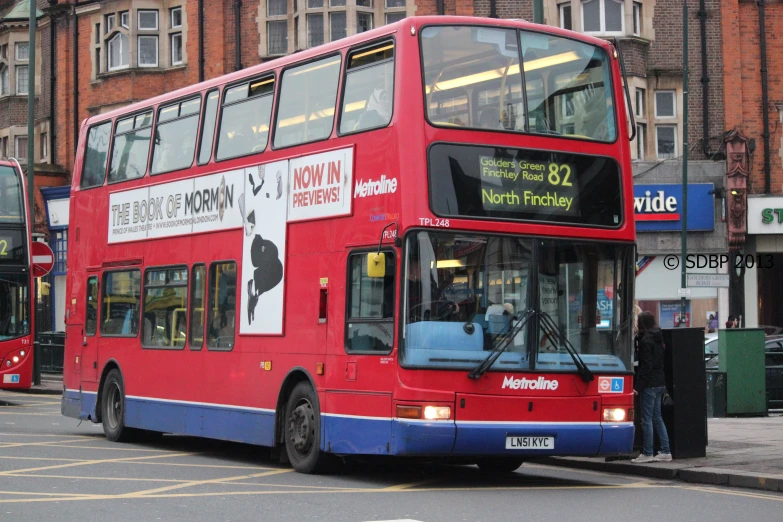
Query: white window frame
559 2 572 30
636 123 646 160
655 125 677 159
138 35 159 68
385 12 405 24
329 12 346 42
356 12 373 32
635 88 645 119
171 33 183 65
171 6 183 28
307 0 323 8
0 44 7 60
138 10 159 31
106 14 115 33
120 11 130 29
633 2 642 36
267 20 288 55
654 90 676 118
357 0 373 7
15 42 29 62
0 64 8 96
581 0 624 36
15 65 29 95
385 0 405 7
41 132 48 159
107 33 130 71
15 136 28 161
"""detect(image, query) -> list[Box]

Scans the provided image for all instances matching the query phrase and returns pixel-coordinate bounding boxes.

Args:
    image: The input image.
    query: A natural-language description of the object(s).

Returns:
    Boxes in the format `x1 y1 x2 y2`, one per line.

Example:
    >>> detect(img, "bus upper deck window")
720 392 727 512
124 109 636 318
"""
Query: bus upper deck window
339 42 394 135
216 76 275 161
273 56 341 148
151 96 202 175
108 110 153 183
198 90 220 165
81 122 112 189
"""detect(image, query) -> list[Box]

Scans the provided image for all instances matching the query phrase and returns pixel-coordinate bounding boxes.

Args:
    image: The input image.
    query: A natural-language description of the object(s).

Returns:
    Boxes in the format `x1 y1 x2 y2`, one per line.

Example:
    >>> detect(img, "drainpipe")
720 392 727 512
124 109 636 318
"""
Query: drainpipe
437 0 444 15
698 0 711 158
198 0 205 82
233 0 242 72
757 0 771 193
489 0 497 18
72 9 78 158
50 14 56 164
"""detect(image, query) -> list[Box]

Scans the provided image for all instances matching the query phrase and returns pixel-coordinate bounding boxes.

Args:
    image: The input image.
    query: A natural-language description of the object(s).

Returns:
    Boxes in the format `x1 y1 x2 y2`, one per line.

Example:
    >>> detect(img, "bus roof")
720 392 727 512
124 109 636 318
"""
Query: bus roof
83 16 615 129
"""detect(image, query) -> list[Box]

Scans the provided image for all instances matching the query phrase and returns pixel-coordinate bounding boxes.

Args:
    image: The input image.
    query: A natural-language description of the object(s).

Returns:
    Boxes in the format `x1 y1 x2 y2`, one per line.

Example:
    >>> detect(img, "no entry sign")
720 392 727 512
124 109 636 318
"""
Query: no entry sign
31 241 54 278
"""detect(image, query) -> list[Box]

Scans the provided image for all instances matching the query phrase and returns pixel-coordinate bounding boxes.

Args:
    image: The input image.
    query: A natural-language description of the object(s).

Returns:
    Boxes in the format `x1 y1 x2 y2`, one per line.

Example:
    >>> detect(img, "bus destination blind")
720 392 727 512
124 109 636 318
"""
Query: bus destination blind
478 155 580 217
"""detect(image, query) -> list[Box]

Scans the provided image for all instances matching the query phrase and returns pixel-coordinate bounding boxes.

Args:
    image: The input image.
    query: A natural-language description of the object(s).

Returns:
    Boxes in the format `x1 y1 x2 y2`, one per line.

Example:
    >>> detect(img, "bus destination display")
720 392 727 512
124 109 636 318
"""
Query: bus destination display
0 231 24 264
479 155 579 217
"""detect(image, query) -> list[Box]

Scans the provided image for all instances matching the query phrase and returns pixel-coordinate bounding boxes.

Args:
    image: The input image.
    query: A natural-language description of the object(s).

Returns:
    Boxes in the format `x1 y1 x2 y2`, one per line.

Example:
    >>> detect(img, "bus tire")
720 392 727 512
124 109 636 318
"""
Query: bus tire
101 369 134 443
283 382 336 474
476 458 523 473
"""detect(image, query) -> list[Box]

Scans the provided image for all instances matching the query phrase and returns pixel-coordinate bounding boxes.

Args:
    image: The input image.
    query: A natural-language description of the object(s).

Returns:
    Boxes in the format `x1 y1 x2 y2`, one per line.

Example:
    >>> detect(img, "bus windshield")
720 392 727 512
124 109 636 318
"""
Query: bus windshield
401 231 633 372
0 166 24 224
421 26 616 142
0 273 30 341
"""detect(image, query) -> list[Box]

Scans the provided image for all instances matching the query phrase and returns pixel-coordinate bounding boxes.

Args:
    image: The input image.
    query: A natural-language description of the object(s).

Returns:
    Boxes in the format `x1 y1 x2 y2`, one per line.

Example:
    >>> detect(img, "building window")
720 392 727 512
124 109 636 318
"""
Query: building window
0 65 8 96
15 136 27 160
633 2 642 36
581 0 623 34
385 12 405 24
330 12 347 41
559 3 572 30
357 12 373 33
329 0 346 6
16 65 28 95
386 0 405 6
138 10 159 30
0 137 7 158
0 44 7 59
307 0 323 7
357 0 372 6
171 6 182 28
171 33 183 65
636 123 645 160
655 90 676 118
655 125 676 159
268 0 287 16
15 42 29 61
307 14 324 47
40 132 48 159
52 229 67 274
108 33 130 71
106 14 115 32
635 88 645 118
120 10 130 28
267 21 288 55
138 35 159 67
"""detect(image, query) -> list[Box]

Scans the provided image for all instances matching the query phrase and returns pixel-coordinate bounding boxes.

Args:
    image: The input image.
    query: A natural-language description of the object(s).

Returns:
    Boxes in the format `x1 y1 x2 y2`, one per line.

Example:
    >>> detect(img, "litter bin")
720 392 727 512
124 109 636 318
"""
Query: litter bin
661 328 707 459
36 331 64 374
706 371 727 418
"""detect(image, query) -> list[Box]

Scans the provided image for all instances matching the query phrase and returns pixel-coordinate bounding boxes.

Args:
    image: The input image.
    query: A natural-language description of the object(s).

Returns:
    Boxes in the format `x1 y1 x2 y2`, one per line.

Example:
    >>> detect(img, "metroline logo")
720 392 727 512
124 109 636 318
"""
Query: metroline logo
354 175 398 198
502 376 559 391
633 190 679 222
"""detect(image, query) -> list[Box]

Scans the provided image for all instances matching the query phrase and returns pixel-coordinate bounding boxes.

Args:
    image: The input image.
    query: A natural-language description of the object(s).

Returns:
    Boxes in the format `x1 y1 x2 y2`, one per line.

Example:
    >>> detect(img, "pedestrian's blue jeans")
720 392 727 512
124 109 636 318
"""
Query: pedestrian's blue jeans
641 386 671 457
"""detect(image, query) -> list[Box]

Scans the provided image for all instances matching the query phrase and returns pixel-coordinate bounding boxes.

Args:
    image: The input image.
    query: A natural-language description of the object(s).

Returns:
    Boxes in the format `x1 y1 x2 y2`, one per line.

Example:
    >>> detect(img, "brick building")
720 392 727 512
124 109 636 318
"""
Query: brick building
722 0 783 330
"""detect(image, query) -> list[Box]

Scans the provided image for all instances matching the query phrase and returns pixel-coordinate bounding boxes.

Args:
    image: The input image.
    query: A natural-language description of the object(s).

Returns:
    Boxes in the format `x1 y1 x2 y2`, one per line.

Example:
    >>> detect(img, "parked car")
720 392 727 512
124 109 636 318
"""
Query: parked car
704 333 719 359
705 335 783 410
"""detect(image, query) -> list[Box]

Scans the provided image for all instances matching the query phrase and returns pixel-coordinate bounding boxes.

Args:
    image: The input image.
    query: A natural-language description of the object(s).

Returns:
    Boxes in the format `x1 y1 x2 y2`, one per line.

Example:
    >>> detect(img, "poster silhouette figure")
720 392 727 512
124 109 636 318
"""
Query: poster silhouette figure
246 234 283 324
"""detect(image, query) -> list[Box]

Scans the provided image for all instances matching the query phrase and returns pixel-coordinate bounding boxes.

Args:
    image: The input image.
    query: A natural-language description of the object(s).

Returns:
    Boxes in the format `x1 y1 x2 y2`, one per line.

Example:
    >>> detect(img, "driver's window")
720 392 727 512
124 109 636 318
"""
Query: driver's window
345 252 395 353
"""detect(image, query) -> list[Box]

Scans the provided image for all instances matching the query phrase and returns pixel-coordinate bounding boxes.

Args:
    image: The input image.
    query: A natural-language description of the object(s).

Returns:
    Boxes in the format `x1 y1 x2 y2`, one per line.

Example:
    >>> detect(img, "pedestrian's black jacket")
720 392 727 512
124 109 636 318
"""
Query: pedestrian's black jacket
635 327 666 391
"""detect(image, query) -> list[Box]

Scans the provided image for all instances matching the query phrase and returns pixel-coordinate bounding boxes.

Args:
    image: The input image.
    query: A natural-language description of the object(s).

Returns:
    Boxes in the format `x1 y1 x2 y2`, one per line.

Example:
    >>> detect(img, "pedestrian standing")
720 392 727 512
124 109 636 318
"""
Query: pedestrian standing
632 311 672 463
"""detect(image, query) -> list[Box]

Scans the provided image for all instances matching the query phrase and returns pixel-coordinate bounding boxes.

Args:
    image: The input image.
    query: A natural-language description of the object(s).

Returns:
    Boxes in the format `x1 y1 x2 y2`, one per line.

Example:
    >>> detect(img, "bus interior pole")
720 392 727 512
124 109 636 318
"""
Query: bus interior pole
680 0 689 326
28 0 40 385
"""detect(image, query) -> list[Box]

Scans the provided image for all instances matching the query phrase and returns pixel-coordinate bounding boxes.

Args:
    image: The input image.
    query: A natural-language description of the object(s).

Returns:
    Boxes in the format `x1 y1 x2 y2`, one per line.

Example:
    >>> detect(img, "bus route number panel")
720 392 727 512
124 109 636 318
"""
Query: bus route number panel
428 143 623 228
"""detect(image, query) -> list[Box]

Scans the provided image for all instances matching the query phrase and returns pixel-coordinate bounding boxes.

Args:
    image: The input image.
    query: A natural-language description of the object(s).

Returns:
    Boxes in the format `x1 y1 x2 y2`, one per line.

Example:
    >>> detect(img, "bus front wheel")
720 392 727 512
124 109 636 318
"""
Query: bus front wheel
284 382 336 474
101 369 134 442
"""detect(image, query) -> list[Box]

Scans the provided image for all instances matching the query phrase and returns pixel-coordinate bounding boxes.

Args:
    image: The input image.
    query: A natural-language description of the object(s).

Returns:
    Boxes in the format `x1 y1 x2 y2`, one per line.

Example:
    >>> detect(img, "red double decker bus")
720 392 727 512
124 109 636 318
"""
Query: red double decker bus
63 16 637 473
0 159 34 389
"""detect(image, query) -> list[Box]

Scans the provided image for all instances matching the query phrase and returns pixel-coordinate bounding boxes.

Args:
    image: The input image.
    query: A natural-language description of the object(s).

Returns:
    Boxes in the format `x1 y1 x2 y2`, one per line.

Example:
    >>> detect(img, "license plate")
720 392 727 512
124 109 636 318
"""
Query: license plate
505 436 554 450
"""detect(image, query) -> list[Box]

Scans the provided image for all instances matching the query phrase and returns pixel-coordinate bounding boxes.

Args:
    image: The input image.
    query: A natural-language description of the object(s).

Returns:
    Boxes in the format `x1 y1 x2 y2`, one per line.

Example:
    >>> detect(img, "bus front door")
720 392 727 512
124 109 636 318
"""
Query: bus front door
80 274 100 383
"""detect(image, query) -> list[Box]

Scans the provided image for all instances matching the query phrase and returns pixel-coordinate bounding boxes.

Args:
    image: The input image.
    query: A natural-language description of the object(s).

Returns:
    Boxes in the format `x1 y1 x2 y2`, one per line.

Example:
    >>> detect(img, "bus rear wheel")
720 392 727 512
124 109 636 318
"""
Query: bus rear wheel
476 458 524 473
101 369 134 442
284 382 336 474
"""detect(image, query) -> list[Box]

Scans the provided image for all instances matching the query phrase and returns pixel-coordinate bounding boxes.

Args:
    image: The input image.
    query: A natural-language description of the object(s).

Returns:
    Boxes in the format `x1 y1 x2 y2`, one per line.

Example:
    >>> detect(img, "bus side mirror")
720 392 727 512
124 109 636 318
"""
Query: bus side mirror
367 253 386 278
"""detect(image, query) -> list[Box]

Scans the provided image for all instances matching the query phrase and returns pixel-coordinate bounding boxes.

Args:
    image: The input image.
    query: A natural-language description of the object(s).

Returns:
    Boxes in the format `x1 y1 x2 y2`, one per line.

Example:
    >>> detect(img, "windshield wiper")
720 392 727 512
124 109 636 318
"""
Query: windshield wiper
468 309 535 380
538 311 594 383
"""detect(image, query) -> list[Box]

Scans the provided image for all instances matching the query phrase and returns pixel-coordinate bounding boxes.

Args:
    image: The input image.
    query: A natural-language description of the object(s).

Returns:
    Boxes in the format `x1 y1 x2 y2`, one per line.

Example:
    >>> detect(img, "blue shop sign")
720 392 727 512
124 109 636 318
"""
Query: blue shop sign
634 183 715 232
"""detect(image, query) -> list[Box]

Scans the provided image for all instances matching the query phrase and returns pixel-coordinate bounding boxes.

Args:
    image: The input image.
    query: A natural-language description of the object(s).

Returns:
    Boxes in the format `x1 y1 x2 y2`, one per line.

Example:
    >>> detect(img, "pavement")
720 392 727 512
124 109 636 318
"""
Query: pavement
13 376 783 494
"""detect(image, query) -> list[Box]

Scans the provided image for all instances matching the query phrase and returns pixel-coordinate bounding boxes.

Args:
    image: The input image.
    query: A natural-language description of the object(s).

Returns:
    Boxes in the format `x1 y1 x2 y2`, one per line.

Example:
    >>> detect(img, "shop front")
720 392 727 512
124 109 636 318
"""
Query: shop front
743 196 783 334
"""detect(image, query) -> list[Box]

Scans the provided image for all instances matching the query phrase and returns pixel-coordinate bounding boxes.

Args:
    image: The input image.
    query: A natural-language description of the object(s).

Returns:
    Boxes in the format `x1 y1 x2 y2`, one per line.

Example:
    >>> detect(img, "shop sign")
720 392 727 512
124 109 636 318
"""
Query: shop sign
747 197 783 235
634 184 715 232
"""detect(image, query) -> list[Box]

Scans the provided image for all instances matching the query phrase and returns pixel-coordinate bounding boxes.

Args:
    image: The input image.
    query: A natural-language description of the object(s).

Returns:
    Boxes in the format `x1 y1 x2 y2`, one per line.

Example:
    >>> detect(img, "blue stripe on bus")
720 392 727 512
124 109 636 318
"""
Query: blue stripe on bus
61 392 634 457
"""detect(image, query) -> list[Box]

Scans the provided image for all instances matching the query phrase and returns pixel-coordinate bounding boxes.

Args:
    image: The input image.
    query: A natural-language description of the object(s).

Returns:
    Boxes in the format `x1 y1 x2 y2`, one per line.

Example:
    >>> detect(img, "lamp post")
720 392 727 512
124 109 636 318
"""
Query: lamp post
680 0 689 326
